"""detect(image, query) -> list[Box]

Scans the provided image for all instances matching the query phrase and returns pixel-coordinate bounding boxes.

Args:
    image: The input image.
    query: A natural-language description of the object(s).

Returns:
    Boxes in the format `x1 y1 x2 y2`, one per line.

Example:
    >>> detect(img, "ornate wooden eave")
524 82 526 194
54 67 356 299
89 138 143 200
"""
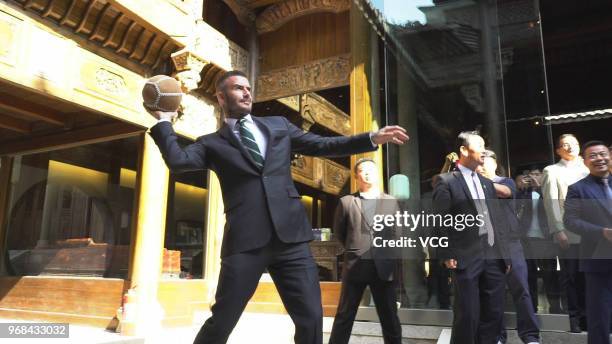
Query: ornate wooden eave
277 93 350 136
291 155 350 195
256 54 350 102
256 0 350 34
8 0 183 71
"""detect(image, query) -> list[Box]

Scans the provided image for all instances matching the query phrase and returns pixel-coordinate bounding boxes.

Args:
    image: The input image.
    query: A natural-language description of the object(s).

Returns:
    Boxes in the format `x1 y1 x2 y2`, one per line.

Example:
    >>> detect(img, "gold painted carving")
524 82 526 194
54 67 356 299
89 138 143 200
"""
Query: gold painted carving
257 0 350 34
291 155 349 195
95 68 128 98
277 95 300 112
301 93 350 136
256 54 350 102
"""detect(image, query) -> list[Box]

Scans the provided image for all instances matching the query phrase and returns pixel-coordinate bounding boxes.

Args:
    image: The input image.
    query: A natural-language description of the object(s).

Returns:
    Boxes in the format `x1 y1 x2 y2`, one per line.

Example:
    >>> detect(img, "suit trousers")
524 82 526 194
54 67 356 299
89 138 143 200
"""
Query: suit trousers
451 243 507 344
559 244 586 325
193 236 323 344
329 259 402 344
499 240 540 343
585 272 612 344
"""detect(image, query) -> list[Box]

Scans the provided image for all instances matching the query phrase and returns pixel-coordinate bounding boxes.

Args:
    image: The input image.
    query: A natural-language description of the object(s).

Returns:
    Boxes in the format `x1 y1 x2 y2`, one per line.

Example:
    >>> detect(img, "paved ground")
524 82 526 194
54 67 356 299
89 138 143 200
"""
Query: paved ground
0 312 332 344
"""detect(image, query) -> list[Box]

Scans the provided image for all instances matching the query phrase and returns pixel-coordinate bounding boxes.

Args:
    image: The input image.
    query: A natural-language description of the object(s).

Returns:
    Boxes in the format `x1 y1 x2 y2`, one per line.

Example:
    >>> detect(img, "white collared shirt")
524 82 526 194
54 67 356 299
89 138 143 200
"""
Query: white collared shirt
359 188 381 200
457 163 486 200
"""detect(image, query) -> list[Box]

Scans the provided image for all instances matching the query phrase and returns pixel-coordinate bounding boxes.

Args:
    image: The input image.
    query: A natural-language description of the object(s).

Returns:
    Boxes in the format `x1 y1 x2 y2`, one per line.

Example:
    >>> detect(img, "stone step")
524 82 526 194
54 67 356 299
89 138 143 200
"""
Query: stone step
323 321 440 344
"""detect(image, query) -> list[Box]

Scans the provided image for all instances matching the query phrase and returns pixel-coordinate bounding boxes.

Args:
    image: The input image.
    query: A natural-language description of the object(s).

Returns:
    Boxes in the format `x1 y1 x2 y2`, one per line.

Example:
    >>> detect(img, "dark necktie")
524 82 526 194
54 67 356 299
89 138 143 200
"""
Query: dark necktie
471 172 495 246
238 118 264 169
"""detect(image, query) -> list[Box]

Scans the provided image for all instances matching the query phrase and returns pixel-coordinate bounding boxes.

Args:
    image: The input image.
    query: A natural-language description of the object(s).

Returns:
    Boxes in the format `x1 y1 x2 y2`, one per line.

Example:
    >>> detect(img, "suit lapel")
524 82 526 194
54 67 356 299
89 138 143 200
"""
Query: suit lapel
218 123 261 173
453 171 477 208
352 195 372 229
588 177 612 218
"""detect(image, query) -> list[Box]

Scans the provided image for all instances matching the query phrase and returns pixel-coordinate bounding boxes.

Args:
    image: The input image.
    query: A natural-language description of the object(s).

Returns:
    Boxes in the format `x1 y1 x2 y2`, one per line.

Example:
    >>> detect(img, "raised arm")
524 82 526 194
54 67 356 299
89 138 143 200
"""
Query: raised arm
149 121 207 173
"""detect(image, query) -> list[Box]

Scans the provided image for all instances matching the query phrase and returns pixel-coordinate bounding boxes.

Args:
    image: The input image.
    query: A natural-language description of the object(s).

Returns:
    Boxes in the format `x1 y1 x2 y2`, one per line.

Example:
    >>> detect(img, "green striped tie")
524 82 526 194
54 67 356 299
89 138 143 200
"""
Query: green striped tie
238 118 264 169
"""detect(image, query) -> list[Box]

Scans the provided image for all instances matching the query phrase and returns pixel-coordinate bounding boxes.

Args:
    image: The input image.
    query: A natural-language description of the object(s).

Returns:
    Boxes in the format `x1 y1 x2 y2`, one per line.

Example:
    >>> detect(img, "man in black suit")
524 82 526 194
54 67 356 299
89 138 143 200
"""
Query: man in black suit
146 70 409 344
433 131 511 344
564 140 612 344
329 158 402 344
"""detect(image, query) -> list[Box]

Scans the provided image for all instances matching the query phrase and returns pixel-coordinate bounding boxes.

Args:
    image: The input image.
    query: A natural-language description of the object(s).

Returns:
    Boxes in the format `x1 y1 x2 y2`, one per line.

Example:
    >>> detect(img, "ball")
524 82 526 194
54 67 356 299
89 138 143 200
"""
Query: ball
142 75 183 112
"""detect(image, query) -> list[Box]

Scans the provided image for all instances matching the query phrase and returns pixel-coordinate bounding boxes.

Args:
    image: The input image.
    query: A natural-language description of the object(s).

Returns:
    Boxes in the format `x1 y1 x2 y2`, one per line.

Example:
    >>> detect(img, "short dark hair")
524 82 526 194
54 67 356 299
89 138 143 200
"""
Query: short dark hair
215 70 248 92
455 131 481 153
581 140 608 157
556 133 577 149
354 158 376 173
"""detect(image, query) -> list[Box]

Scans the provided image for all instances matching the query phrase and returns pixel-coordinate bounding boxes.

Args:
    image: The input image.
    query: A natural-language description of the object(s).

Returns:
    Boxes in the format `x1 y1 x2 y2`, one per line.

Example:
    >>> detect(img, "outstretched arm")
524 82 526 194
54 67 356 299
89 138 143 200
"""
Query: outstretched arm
286 117 408 157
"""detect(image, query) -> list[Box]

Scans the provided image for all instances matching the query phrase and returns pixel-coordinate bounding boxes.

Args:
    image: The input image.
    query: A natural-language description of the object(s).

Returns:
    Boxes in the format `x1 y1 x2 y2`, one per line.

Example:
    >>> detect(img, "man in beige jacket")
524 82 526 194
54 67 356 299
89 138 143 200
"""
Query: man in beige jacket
541 133 589 332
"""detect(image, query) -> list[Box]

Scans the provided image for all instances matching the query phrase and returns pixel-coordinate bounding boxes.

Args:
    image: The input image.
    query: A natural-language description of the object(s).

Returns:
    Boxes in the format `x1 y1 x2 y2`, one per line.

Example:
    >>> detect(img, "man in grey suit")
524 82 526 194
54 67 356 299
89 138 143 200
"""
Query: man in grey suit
146 71 409 344
330 158 402 344
541 133 589 332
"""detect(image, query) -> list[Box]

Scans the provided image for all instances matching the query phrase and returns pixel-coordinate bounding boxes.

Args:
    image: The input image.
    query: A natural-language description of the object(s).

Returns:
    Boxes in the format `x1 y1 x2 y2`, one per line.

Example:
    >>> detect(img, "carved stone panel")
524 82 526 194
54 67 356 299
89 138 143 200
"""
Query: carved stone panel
256 54 350 102
256 0 351 34
193 22 249 73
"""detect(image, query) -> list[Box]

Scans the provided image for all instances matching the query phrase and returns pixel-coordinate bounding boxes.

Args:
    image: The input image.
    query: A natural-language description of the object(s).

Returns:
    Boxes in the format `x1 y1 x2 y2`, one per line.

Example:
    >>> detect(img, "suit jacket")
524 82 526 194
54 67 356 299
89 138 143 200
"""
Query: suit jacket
334 193 400 281
563 174 612 272
149 116 377 257
433 171 511 269
542 160 589 244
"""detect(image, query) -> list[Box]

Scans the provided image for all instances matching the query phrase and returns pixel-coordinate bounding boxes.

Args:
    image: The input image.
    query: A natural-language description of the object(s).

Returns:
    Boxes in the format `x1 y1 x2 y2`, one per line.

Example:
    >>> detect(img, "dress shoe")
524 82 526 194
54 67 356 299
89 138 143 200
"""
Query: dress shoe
569 317 582 333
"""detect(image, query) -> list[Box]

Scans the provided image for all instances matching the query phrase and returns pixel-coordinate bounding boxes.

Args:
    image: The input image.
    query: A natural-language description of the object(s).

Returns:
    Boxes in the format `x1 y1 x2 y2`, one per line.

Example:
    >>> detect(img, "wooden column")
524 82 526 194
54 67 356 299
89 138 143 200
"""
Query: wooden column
349 2 383 192
203 171 225 303
0 157 14 276
124 134 169 336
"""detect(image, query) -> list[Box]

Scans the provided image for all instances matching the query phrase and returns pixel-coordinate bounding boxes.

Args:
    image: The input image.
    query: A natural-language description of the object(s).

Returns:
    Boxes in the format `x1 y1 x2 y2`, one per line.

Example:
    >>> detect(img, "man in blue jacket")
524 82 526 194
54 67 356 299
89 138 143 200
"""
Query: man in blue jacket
564 140 612 344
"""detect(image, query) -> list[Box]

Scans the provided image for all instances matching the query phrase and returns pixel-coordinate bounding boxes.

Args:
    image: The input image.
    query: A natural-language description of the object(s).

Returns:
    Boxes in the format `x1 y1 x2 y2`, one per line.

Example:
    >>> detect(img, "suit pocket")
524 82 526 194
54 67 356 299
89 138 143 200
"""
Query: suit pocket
287 186 301 198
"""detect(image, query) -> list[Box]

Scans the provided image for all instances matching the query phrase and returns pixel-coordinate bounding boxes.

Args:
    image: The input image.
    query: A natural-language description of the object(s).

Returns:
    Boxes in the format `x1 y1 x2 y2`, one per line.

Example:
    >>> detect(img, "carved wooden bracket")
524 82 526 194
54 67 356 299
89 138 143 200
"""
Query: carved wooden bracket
171 50 225 95
301 93 350 136
257 0 350 34
256 54 350 102
291 155 349 195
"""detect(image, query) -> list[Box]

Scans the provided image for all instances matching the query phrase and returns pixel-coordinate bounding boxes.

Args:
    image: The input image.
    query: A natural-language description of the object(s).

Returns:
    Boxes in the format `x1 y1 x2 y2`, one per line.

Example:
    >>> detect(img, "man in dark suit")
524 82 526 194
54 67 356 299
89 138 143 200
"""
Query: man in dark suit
145 70 409 344
433 131 511 344
329 158 402 344
564 140 612 344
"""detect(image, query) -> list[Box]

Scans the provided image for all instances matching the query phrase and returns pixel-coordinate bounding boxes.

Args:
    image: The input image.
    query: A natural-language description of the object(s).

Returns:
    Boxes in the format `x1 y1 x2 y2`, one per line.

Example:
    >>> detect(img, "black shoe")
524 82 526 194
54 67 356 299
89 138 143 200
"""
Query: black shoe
569 318 582 333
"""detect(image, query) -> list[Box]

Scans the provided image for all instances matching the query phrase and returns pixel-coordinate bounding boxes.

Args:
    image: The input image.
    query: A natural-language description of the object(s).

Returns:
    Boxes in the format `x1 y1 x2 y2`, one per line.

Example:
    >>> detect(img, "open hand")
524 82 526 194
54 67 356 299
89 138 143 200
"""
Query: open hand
371 126 409 145
444 259 457 269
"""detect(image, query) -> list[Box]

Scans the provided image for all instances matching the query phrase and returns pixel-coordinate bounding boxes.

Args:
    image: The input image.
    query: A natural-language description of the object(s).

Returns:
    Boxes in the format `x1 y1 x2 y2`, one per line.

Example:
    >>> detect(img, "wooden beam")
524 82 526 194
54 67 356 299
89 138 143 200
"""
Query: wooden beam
0 115 31 134
0 98 69 127
0 157 14 276
0 122 144 156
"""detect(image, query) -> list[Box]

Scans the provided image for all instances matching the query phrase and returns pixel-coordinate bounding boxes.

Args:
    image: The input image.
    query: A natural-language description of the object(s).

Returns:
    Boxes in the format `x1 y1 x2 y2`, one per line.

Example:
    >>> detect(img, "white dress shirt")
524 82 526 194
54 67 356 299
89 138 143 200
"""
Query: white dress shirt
457 163 486 199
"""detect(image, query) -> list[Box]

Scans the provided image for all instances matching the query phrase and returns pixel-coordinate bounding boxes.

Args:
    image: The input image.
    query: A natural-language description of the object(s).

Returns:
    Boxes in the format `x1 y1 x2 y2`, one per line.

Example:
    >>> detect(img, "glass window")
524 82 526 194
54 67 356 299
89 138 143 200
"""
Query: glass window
5 137 139 278
163 137 208 280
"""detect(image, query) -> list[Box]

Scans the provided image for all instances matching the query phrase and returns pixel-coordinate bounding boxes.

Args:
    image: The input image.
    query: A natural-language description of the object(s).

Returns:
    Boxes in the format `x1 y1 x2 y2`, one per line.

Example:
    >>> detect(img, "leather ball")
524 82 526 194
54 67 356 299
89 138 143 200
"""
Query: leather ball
142 75 183 112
